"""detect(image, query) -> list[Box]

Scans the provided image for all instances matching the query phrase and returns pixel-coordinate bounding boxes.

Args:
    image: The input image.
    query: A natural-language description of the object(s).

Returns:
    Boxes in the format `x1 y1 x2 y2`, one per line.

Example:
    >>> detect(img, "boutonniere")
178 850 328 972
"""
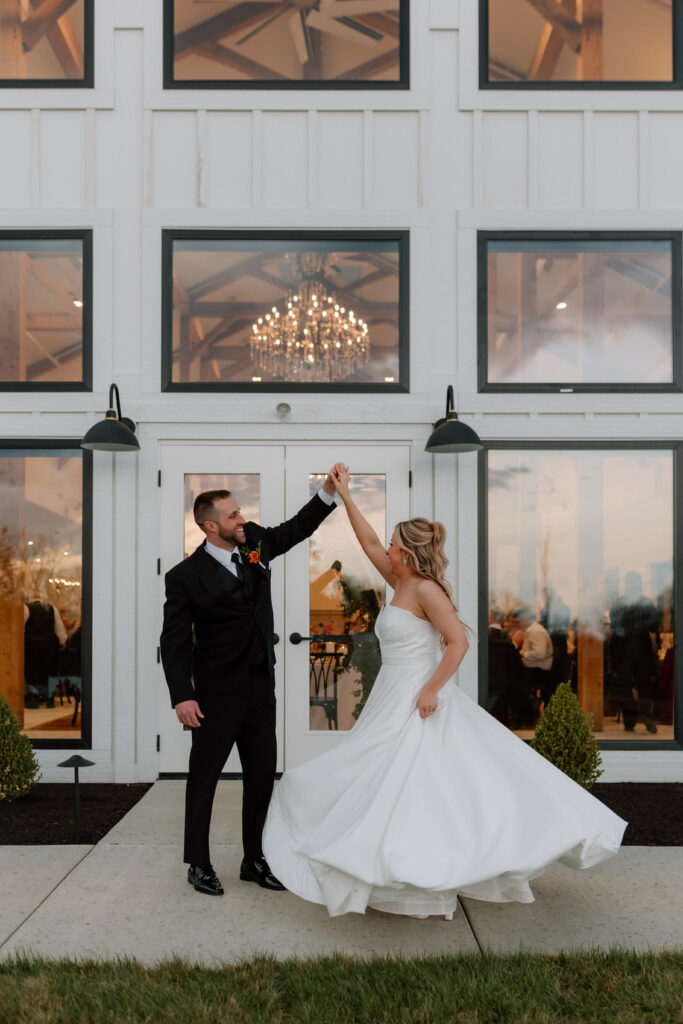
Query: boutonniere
240 539 262 565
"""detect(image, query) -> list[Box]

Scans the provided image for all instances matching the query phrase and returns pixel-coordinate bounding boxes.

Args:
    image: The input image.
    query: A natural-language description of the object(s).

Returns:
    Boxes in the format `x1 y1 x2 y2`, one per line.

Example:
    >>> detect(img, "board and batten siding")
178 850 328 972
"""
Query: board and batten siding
0 1 679 780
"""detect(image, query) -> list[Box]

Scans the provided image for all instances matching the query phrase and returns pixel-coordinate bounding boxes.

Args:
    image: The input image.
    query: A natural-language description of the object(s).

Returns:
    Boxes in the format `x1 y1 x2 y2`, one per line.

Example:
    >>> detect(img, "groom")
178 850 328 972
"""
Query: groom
160 470 340 896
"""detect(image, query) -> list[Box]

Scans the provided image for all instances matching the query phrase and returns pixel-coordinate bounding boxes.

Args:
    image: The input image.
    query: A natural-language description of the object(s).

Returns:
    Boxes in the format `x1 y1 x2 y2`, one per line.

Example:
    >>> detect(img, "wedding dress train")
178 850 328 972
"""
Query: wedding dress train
263 605 626 917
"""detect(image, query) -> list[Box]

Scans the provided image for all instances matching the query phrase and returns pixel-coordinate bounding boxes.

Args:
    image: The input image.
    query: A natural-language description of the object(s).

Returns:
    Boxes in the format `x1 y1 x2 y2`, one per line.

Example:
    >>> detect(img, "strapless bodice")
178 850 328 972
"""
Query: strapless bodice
374 604 441 664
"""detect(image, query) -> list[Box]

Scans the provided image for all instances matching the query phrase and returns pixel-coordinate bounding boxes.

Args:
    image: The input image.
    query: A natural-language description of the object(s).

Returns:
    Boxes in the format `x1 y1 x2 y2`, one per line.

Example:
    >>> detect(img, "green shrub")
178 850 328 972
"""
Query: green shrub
0 694 42 802
530 681 603 788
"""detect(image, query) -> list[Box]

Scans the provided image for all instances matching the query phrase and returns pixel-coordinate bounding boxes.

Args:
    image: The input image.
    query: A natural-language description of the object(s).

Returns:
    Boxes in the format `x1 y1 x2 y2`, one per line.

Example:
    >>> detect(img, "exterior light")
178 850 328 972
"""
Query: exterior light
81 383 140 452
58 754 95 843
425 385 483 454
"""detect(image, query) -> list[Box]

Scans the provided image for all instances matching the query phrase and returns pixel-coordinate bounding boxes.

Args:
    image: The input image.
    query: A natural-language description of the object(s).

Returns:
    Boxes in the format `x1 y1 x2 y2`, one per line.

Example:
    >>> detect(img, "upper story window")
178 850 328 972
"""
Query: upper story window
0 232 92 391
164 0 407 88
162 230 408 392
482 0 679 89
0 0 93 87
478 232 681 392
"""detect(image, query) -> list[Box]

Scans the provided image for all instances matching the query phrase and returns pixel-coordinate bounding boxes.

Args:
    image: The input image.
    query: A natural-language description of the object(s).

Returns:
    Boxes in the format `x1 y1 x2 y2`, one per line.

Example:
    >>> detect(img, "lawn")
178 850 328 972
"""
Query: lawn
0 951 681 1024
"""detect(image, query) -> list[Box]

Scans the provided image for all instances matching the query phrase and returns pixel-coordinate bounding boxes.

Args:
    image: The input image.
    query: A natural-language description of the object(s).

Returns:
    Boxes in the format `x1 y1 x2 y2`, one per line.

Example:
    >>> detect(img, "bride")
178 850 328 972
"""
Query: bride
263 465 627 918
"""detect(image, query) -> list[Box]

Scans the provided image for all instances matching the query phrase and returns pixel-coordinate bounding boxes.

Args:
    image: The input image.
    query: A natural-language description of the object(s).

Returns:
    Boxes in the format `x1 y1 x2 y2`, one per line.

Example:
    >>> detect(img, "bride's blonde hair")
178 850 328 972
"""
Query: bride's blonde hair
394 518 452 601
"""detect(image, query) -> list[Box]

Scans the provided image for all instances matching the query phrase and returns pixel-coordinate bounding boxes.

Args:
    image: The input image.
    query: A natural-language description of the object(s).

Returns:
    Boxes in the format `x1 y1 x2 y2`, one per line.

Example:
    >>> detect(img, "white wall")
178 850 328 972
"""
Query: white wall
0 0 680 781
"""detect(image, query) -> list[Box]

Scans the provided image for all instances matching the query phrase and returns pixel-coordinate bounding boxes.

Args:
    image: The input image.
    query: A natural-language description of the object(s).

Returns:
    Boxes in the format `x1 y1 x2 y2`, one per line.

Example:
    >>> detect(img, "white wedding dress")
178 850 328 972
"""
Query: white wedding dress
263 605 627 918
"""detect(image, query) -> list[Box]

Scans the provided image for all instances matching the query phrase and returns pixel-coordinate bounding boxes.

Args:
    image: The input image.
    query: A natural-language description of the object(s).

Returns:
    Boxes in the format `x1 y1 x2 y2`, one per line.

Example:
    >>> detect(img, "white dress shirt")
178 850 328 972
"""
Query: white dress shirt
204 487 336 577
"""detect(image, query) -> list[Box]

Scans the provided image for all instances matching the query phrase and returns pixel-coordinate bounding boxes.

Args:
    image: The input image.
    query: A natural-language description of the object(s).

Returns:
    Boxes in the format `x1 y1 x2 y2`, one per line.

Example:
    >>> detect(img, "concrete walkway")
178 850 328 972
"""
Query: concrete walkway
1 781 681 964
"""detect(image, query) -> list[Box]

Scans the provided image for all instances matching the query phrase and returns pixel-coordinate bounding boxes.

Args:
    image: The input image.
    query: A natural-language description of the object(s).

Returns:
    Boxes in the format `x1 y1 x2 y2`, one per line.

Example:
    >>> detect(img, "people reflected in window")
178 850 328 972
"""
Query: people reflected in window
607 571 659 735
24 598 66 707
514 607 554 710
540 587 573 695
487 606 534 727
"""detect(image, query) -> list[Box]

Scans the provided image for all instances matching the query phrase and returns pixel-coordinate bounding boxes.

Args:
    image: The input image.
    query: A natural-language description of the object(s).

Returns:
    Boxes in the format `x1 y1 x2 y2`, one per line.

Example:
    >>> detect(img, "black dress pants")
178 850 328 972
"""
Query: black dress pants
183 666 276 867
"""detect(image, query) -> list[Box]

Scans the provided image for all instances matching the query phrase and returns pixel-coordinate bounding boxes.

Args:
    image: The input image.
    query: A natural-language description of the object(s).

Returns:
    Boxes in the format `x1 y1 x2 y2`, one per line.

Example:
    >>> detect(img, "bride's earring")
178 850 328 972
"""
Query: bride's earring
402 555 408 566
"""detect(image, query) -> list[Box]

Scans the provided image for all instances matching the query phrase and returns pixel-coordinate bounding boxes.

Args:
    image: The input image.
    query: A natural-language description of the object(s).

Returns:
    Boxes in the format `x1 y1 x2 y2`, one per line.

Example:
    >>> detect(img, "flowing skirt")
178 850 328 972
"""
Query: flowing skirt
263 658 626 917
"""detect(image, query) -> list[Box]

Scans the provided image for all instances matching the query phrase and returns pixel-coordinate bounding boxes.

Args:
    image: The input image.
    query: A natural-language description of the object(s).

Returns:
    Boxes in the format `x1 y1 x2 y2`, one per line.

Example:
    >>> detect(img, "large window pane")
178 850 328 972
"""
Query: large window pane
0 447 88 743
0 235 90 388
165 234 405 390
0 1 91 85
485 0 674 86
487 448 675 742
482 236 677 389
167 0 404 86
308 473 385 730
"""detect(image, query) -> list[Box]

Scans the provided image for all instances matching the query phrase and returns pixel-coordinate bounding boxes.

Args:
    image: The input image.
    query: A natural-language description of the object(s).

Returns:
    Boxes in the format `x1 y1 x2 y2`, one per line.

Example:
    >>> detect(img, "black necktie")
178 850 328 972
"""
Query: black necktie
231 551 246 587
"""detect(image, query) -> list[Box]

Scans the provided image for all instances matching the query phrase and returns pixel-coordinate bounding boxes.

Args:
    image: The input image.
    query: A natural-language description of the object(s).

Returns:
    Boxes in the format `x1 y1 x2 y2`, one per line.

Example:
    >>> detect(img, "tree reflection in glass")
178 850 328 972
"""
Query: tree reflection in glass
488 449 674 741
308 473 385 730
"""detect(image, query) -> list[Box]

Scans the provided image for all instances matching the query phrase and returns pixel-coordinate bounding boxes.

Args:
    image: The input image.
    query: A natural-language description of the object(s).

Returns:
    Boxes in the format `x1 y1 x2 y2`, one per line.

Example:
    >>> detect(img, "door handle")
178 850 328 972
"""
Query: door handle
273 633 280 646
289 632 354 644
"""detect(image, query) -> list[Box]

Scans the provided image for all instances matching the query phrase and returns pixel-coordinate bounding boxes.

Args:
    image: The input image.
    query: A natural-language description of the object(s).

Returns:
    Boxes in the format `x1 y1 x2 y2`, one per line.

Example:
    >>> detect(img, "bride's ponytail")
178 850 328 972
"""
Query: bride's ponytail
394 518 452 602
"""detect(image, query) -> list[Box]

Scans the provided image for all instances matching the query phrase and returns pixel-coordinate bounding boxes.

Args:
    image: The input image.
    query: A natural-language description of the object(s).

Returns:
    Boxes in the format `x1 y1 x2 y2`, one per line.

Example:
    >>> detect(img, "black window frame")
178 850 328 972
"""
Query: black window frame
478 439 683 751
479 0 682 91
0 439 93 750
163 0 409 91
477 230 683 394
0 0 94 89
161 228 410 394
0 230 93 393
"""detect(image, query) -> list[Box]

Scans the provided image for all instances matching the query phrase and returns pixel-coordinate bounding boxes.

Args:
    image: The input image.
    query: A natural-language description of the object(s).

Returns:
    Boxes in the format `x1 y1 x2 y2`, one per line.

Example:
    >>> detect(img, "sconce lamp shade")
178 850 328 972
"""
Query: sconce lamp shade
425 386 483 453
81 384 140 452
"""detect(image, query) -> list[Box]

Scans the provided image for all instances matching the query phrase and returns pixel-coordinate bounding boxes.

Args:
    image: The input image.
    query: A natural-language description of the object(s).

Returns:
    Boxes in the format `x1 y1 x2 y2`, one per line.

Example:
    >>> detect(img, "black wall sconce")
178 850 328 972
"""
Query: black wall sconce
425 386 483 453
81 383 140 452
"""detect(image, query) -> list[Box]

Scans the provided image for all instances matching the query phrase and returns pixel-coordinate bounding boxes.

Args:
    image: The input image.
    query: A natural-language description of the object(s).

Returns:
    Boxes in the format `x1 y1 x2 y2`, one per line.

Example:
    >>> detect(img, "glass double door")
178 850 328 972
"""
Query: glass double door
157 443 411 774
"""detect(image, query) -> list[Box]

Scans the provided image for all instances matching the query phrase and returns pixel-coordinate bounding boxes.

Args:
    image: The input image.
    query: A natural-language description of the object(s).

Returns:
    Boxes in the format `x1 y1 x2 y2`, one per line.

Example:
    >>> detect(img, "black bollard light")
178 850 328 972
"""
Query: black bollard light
58 754 95 843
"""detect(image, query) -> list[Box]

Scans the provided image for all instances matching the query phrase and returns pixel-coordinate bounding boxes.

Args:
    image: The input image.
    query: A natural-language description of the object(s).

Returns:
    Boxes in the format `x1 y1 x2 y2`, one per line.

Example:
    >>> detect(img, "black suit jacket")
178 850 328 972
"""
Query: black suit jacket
160 492 335 707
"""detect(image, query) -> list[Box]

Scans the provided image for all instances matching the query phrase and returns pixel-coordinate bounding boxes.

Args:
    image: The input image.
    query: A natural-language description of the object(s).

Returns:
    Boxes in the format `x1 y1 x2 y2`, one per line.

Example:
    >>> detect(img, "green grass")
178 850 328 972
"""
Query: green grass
0 952 681 1024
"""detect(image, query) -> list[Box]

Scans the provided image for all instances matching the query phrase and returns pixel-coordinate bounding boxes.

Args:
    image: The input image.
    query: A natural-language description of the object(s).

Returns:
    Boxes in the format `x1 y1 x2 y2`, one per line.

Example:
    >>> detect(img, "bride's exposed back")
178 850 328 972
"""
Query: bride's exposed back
262 465 626 919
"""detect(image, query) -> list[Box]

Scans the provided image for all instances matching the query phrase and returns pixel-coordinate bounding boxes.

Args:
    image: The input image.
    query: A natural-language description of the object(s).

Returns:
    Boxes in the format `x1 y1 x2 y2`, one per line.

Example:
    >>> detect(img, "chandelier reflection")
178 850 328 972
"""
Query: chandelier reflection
250 253 370 383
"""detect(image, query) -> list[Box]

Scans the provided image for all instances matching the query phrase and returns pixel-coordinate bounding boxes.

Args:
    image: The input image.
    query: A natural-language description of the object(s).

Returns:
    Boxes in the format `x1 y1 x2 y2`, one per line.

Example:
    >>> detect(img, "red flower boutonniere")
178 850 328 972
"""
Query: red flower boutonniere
240 540 262 565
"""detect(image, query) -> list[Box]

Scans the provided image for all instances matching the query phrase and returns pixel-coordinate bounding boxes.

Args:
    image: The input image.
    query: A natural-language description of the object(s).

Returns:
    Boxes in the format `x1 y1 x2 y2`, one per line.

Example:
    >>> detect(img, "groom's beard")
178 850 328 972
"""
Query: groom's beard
217 523 246 548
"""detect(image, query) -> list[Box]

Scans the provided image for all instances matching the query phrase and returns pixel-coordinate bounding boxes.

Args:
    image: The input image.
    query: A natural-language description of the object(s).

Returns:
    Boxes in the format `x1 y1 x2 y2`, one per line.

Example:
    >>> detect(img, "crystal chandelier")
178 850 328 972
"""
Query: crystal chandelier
249 253 370 383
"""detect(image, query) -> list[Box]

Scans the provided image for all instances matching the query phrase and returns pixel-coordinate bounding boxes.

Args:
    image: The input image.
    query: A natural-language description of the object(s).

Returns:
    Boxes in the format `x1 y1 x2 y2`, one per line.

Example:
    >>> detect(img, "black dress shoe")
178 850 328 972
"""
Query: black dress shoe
239 856 285 891
187 864 224 896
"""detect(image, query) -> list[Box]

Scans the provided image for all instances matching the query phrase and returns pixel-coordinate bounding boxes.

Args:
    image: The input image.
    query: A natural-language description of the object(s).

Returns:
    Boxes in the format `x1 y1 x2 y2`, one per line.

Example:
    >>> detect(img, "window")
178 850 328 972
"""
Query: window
482 444 678 747
0 0 93 87
479 233 680 392
164 0 407 88
162 231 408 392
482 0 678 89
0 232 92 391
0 442 91 748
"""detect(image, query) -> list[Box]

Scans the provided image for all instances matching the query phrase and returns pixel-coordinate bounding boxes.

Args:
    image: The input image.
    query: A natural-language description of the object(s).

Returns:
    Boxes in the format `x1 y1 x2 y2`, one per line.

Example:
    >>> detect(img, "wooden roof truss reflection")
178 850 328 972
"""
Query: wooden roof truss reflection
1 0 84 80
490 249 672 380
173 1 400 82
0 247 83 383
173 250 399 382
490 0 603 82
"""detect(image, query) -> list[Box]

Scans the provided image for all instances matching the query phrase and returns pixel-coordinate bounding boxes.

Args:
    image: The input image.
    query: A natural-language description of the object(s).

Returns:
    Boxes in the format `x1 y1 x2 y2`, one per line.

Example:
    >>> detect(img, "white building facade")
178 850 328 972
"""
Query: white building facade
2 0 681 783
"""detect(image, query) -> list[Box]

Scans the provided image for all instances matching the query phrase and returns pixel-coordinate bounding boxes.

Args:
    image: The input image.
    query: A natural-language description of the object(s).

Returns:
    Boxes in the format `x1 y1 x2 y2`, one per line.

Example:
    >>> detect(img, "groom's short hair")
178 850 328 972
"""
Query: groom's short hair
194 489 232 532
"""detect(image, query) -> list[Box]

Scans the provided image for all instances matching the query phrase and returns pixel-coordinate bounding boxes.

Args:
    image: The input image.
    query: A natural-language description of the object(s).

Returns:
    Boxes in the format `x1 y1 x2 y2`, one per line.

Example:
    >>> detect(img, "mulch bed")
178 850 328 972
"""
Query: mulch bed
0 783 152 845
0 782 681 846
591 783 683 846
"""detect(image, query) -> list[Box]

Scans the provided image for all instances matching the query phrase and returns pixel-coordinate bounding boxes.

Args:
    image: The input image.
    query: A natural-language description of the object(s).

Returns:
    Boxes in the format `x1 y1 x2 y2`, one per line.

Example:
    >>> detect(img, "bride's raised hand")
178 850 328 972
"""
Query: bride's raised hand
332 463 351 501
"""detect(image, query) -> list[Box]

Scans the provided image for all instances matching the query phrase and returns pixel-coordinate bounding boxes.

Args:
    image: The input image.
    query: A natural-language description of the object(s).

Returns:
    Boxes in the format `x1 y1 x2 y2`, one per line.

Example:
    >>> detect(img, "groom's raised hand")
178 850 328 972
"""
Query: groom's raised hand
323 463 346 496
175 699 204 728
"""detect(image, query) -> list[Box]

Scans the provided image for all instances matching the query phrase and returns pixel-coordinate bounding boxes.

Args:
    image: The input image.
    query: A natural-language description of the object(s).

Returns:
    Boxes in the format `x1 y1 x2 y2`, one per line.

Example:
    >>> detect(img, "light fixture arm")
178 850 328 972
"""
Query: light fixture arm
445 384 455 421
109 382 122 420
